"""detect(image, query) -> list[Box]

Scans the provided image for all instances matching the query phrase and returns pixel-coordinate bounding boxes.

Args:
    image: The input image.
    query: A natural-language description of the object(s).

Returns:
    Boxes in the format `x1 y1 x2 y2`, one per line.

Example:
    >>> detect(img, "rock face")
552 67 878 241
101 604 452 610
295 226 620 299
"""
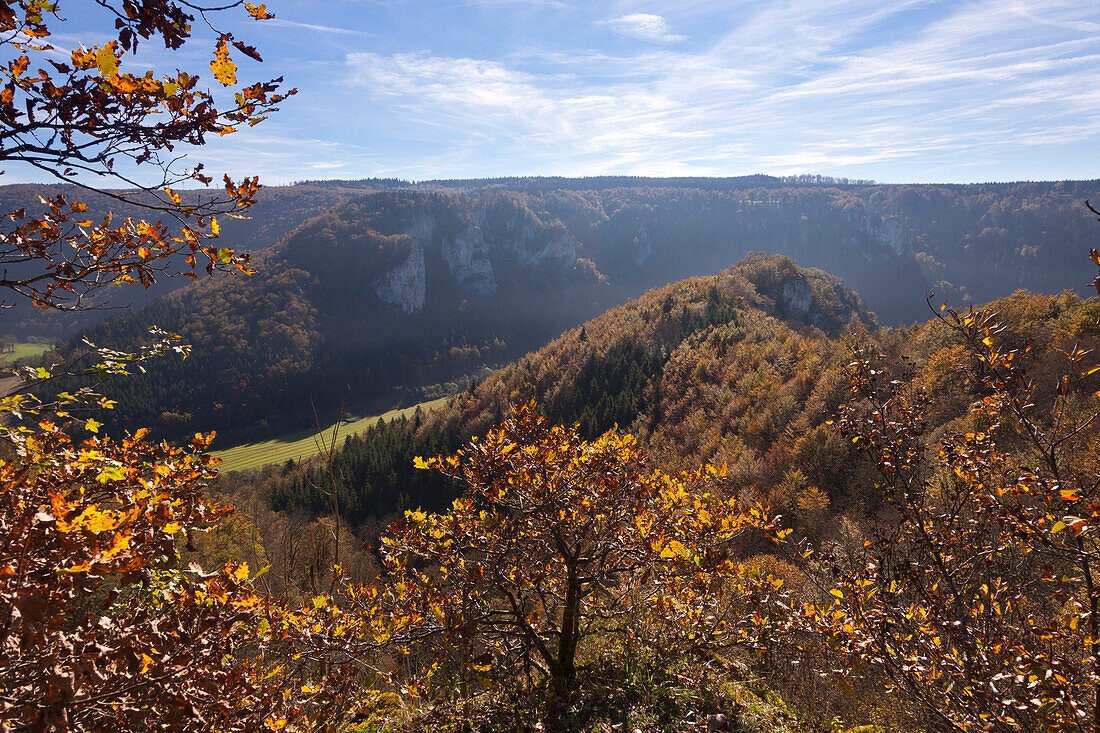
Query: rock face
371 242 425 313
741 256 865 336
441 212 496 295
527 231 577 265
371 204 584 314
778 276 813 319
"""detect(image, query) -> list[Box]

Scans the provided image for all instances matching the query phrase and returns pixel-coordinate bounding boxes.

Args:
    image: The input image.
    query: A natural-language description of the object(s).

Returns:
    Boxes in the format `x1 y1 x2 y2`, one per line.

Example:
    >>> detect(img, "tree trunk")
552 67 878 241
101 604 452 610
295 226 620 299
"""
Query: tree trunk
553 566 581 694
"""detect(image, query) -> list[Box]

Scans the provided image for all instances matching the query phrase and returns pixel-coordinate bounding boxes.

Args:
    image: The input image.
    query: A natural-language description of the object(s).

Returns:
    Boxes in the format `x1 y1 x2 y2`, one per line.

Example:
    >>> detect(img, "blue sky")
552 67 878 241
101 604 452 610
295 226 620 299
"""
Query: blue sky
18 0 1100 184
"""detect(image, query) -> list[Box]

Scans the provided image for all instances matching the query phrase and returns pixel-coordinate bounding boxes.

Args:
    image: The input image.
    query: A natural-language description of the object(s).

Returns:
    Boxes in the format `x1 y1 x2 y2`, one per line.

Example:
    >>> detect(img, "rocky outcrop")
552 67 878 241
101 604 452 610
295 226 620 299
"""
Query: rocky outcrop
872 215 909 256
372 206 584 313
741 256 866 336
777 276 813 319
372 242 425 313
441 211 496 296
532 232 577 264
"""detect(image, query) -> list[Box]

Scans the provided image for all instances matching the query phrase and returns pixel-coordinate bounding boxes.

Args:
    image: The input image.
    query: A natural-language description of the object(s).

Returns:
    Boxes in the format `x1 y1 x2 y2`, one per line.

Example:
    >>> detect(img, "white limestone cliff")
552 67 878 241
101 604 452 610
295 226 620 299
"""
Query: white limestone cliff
371 242 425 314
372 209 583 313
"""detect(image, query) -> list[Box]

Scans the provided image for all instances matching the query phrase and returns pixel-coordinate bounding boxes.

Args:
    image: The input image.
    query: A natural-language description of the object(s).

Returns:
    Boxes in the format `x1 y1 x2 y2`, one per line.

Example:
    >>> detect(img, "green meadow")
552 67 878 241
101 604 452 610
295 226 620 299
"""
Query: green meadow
1 343 51 365
212 397 451 473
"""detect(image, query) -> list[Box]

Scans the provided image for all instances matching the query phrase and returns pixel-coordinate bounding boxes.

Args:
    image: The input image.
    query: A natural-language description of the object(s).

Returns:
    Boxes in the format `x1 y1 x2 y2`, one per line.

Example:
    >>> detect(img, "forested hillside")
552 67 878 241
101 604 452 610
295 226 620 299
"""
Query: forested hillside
63 190 607 443
268 254 871 525
36 178 1100 445
266 254 1100 540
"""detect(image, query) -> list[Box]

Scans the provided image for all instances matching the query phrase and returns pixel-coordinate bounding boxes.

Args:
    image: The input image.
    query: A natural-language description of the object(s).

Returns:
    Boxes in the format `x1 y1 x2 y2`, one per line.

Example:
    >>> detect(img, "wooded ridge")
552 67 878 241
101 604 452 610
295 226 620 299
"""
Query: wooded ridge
26 179 1100 445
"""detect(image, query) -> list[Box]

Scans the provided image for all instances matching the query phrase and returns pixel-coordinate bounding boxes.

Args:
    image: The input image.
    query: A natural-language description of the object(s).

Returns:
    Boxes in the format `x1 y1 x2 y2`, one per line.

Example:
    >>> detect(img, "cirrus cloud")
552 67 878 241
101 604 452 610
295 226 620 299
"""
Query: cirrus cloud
603 13 685 44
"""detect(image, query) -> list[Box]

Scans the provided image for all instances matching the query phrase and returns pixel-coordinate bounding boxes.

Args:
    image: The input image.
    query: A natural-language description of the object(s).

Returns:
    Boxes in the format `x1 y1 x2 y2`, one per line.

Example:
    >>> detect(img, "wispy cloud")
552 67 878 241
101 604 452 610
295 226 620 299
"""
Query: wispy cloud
457 0 569 7
603 13 685 43
271 19 374 36
46 0 1097 185
335 0 1100 180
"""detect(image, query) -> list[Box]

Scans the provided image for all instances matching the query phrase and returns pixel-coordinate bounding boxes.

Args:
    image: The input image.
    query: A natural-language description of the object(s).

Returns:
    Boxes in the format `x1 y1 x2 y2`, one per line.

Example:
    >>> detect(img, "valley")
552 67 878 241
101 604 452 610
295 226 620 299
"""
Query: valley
8 2 1100 730
6 181 1100 729
13 177 1098 451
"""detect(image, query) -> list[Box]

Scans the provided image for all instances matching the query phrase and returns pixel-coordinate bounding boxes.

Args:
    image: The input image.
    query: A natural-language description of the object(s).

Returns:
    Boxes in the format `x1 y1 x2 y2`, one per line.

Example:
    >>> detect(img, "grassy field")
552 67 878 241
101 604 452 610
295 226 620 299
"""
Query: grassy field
1 343 51 365
212 396 452 473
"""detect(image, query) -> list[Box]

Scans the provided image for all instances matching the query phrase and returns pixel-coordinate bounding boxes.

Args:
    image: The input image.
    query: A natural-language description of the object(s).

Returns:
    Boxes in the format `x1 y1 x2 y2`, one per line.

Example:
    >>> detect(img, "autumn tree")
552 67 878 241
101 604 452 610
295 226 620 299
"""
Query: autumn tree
366 402 788 709
788 295 1100 731
0 0 292 311
2 425 310 730
0 3 365 731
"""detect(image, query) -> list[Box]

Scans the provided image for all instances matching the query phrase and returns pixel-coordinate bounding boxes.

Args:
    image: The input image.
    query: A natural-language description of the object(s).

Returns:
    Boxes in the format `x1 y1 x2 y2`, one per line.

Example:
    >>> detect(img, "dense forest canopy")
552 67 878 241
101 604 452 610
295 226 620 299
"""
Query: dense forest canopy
265 253 1100 540
21 179 1100 446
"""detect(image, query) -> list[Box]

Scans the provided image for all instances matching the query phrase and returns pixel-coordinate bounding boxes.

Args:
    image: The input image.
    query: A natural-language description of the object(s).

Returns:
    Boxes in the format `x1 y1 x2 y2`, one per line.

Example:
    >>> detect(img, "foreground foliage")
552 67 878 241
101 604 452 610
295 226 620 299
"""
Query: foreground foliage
0 2 349 731
2 426 281 729
376 403 788 700
782 299 1100 731
0 0 291 311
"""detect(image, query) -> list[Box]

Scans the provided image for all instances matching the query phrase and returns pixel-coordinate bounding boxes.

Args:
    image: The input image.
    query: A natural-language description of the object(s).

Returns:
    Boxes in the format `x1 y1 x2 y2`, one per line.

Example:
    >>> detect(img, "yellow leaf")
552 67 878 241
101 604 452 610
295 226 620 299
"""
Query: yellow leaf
113 75 140 93
233 562 250 582
96 465 126 483
140 653 154 674
1052 520 1066 534
84 418 102 433
210 217 220 237
102 532 132 560
210 38 237 86
163 522 182 534
82 508 120 533
245 2 273 19
265 718 288 731
982 335 994 347
830 589 845 599
96 44 118 77
659 539 687 559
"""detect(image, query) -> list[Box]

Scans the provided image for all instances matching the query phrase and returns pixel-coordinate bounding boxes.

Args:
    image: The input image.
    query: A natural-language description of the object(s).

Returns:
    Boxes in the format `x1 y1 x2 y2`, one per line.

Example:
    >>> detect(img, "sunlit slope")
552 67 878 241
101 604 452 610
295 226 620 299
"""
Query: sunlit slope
213 397 450 472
